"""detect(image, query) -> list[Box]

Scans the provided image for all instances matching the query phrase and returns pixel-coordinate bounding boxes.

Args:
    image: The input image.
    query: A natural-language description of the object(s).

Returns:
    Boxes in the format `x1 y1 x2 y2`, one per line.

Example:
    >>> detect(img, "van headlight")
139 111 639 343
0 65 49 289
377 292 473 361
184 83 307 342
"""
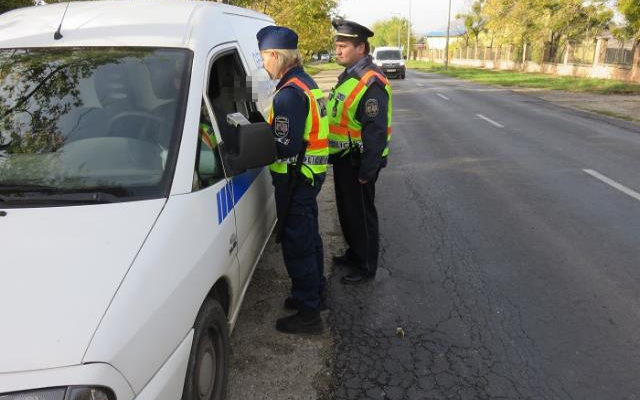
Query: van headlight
399 60 405 66
0 387 115 400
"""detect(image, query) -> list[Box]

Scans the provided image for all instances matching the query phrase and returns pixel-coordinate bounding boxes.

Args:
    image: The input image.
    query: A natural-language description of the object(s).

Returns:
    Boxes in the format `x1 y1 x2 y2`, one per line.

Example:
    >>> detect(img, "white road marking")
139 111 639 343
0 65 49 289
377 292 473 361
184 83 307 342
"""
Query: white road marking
437 93 449 100
583 169 640 202
417 83 424 87
476 114 504 128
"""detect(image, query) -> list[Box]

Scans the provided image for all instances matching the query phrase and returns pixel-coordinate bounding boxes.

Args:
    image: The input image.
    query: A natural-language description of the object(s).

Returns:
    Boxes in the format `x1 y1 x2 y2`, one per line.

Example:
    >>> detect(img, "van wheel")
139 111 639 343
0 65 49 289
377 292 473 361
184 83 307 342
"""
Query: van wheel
183 299 230 400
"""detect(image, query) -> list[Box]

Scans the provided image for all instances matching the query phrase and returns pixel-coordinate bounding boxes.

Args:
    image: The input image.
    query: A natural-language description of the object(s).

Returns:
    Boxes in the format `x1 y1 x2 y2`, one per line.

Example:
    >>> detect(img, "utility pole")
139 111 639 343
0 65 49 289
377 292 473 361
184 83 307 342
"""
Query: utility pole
444 0 452 70
406 0 412 62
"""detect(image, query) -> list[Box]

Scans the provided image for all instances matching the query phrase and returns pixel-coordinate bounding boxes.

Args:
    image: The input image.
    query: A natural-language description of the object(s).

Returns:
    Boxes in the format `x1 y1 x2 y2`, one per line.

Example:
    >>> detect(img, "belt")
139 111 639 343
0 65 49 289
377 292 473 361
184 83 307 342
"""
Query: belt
329 139 363 150
278 155 329 165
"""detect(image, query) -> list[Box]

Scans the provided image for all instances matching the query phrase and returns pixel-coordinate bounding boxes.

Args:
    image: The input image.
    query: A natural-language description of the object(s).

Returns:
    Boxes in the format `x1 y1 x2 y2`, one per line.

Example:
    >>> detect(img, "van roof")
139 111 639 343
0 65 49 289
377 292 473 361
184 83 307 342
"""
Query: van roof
0 0 272 49
374 47 402 52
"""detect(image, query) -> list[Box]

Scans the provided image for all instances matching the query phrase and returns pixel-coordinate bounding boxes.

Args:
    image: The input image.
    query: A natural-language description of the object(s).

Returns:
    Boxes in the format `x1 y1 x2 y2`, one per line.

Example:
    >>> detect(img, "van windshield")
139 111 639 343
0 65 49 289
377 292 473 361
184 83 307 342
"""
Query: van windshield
376 50 402 60
0 47 191 205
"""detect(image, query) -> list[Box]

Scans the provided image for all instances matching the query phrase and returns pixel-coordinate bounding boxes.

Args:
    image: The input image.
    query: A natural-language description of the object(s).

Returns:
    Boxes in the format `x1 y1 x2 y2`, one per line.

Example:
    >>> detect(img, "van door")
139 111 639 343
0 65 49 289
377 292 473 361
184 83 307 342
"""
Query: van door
191 96 241 288
204 45 276 287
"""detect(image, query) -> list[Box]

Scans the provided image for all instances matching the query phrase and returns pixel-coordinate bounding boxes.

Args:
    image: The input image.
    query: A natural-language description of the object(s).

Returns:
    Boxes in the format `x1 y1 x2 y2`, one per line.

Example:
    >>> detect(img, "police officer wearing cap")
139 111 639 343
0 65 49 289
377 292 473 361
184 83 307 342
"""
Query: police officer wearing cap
328 19 393 284
257 25 330 334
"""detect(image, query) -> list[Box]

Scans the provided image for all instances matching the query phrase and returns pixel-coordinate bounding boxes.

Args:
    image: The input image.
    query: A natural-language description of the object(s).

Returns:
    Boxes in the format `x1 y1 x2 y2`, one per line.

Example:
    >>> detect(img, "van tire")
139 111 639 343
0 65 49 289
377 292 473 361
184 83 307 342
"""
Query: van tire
182 298 230 400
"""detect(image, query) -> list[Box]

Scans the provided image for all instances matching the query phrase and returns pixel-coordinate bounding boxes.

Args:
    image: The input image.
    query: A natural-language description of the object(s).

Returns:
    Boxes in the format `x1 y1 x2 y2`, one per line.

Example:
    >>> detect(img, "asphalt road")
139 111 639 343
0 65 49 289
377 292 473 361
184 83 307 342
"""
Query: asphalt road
328 70 640 399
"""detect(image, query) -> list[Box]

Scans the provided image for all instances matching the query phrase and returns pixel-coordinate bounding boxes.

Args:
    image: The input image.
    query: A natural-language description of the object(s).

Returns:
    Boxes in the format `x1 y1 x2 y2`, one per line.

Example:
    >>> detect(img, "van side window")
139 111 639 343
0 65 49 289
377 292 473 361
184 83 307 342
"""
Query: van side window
193 98 224 191
206 50 258 153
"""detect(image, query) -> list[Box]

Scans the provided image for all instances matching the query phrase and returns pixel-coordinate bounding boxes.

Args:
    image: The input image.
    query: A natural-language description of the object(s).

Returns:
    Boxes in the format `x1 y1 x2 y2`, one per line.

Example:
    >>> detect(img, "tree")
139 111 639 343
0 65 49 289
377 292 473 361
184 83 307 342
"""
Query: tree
481 0 612 62
369 17 418 55
233 0 338 60
617 0 640 43
456 0 487 49
0 0 34 14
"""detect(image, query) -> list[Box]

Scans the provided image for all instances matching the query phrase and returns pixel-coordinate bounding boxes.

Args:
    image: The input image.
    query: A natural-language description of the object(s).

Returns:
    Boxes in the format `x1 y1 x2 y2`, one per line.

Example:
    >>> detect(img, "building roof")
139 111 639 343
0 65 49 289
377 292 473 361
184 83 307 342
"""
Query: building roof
0 0 271 49
425 28 467 38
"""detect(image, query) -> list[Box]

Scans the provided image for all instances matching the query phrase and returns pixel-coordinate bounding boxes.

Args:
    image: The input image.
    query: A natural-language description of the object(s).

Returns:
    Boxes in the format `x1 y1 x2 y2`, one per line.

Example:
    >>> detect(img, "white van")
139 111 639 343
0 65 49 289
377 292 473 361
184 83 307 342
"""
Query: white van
372 46 406 79
0 1 277 400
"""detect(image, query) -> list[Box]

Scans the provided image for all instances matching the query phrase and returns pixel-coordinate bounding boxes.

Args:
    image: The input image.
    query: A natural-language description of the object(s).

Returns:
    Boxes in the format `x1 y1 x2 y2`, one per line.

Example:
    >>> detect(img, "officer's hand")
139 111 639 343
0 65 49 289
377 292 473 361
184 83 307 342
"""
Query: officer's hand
358 178 368 185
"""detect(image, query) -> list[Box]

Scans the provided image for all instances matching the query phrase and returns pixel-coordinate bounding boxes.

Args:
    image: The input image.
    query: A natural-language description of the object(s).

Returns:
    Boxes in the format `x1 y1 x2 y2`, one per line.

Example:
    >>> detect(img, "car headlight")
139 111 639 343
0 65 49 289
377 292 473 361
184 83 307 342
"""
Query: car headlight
0 387 115 400
399 60 405 66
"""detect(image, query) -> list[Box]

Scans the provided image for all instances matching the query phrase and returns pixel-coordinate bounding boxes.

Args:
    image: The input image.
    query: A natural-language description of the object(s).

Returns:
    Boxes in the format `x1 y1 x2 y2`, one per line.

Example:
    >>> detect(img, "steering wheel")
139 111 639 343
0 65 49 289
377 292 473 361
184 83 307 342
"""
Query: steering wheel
106 110 172 143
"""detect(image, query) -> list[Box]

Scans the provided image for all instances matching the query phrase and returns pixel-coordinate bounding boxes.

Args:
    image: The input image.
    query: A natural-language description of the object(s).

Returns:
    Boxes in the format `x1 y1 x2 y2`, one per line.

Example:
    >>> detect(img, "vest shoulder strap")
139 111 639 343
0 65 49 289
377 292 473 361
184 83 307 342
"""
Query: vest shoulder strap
282 77 313 94
359 69 389 88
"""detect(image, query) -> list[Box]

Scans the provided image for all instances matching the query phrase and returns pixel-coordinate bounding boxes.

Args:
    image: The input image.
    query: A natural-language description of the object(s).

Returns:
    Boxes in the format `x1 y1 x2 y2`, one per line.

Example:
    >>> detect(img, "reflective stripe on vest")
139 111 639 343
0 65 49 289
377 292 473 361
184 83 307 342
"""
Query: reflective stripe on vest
268 76 329 181
277 155 330 165
327 69 393 156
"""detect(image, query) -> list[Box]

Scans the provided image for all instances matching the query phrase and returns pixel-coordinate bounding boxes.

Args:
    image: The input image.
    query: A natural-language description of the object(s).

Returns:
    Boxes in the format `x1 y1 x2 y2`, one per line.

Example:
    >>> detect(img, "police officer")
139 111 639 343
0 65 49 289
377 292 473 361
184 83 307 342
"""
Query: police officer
257 26 329 334
328 19 392 284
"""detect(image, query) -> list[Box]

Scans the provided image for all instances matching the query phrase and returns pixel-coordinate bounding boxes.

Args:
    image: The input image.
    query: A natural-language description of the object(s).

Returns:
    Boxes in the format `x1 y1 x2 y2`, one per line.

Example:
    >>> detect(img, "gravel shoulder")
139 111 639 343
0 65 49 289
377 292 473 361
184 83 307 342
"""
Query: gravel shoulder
501 88 640 124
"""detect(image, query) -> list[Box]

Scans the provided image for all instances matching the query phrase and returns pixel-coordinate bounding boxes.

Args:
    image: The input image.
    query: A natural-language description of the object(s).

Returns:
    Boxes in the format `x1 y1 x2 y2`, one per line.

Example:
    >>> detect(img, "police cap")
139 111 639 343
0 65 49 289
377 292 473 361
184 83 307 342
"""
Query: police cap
332 18 374 42
256 25 298 50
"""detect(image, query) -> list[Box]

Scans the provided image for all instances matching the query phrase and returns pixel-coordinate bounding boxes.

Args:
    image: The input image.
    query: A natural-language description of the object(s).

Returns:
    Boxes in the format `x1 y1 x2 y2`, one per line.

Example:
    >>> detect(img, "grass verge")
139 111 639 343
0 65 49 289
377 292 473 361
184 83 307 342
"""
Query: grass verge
407 60 640 94
305 62 343 75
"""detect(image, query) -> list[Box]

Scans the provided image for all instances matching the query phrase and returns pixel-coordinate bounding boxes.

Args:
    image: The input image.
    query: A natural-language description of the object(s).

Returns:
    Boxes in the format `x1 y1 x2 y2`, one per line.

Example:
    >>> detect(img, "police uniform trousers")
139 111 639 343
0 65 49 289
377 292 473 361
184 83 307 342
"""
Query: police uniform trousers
332 153 380 277
273 173 326 311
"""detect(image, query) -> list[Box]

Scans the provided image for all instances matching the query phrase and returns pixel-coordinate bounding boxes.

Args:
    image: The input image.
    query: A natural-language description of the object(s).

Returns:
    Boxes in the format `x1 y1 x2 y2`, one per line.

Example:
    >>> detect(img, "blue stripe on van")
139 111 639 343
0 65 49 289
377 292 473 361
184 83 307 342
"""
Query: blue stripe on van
215 167 264 224
225 185 232 215
217 190 223 224
231 167 262 204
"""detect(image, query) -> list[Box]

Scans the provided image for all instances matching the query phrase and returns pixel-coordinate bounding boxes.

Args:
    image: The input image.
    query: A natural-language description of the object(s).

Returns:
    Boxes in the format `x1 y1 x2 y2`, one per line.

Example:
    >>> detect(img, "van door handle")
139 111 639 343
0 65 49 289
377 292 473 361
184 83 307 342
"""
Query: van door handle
229 234 238 254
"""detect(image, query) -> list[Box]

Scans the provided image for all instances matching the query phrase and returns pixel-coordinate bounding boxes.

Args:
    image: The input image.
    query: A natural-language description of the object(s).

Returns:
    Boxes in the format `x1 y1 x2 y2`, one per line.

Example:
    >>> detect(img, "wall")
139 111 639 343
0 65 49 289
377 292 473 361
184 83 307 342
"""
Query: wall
416 41 640 83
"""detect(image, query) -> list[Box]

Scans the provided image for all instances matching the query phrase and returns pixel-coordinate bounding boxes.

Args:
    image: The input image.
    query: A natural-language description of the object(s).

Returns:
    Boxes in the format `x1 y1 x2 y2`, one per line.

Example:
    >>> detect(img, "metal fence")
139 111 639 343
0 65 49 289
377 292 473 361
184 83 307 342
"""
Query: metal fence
453 46 519 62
442 40 636 67
604 48 634 66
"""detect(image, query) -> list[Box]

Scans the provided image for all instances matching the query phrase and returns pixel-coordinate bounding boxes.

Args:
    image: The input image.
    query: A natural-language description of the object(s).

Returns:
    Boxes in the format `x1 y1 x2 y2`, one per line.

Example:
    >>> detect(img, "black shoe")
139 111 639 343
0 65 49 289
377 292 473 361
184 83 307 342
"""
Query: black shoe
332 253 357 267
276 310 324 334
340 272 374 285
284 296 328 311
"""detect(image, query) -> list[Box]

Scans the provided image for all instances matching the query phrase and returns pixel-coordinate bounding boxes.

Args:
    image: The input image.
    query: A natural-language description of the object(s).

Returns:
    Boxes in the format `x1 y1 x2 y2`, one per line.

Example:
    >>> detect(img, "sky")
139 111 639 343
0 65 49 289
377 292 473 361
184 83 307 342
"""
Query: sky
336 0 470 36
336 0 624 36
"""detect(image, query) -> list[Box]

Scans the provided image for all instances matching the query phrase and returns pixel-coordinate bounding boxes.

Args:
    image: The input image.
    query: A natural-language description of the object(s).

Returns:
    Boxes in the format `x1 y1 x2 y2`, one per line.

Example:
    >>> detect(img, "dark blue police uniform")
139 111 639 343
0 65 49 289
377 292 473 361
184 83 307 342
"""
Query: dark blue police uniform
332 55 389 281
271 67 326 312
256 25 326 325
330 19 390 284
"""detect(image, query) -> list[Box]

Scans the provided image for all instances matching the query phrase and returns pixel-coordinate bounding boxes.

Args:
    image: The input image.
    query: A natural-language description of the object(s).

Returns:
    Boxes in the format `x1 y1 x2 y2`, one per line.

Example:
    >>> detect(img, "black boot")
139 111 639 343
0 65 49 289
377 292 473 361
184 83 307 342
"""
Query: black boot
340 272 374 285
276 310 323 334
332 252 358 268
284 296 328 311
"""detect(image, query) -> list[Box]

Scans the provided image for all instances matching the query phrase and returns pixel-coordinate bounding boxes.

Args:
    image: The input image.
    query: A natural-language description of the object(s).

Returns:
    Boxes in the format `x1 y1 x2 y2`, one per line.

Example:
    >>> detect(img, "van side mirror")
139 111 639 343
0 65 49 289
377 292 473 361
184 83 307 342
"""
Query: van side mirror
222 121 276 176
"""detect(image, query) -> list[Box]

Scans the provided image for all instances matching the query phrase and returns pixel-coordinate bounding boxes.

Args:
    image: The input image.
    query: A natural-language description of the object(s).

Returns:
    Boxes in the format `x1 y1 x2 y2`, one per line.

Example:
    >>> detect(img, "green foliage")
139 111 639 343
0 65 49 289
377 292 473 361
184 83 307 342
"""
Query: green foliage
232 0 338 61
0 0 33 14
456 0 487 47
617 0 640 41
369 17 418 56
479 0 613 62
